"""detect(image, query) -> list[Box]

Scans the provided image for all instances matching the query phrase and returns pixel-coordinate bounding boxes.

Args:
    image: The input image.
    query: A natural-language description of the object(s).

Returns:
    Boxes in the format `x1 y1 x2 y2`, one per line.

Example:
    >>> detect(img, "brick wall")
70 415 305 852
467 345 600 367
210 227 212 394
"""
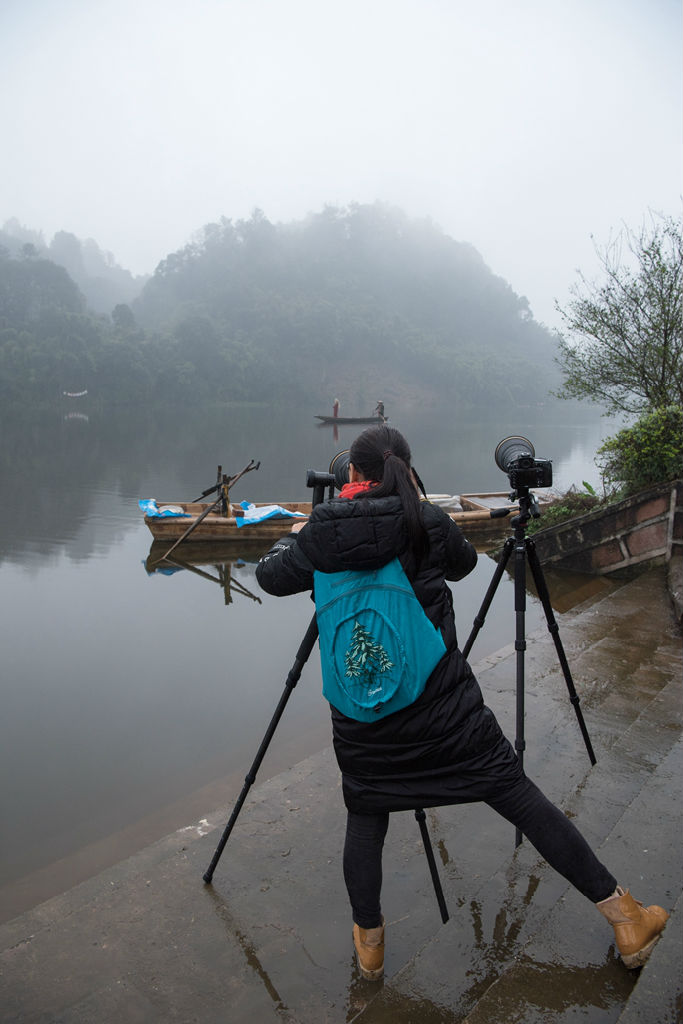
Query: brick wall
531 479 683 577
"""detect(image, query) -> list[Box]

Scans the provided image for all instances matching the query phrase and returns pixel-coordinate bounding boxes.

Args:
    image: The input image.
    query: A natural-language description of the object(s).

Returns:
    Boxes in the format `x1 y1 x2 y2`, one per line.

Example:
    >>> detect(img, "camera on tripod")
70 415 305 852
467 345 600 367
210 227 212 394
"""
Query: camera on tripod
306 450 351 506
495 436 552 491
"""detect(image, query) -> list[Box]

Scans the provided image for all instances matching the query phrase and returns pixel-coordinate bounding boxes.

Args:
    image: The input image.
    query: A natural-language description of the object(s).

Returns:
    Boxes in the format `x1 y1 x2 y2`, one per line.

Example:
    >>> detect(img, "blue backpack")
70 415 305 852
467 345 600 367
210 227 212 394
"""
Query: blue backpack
313 557 447 722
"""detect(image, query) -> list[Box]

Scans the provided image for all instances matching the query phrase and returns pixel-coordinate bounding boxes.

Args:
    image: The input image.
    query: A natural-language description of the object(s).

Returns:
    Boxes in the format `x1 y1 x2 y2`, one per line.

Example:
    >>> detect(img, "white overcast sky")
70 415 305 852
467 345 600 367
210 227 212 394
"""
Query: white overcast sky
1 0 681 327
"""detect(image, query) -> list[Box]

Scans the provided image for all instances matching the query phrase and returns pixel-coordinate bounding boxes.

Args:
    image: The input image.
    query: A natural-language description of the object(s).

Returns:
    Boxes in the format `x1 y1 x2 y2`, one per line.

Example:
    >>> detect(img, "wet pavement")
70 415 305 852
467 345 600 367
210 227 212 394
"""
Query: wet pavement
1 566 681 1023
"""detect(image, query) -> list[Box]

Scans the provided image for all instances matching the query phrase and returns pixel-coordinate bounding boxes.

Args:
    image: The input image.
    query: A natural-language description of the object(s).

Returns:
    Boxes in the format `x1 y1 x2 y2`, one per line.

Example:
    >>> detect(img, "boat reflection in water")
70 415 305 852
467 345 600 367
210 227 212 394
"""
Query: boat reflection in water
142 520 530 615
144 540 273 606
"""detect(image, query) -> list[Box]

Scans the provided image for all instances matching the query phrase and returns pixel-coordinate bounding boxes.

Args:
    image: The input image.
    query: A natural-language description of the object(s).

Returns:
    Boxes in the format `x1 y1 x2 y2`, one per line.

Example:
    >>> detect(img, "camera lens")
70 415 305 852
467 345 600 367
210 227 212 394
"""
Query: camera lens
329 449 351 489
494 436 535 473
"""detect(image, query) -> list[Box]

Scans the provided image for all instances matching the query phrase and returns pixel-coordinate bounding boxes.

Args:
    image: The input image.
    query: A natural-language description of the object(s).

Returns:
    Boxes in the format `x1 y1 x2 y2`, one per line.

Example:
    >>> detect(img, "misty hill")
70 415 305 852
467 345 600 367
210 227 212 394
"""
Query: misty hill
0 203 560 409
0 219 147 314
134 203 560 406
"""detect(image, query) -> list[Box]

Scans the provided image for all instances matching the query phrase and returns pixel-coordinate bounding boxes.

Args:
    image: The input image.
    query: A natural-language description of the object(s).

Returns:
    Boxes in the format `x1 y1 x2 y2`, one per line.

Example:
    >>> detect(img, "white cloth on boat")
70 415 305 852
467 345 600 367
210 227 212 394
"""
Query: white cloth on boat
138 499 191 518
236 501 307 527
426 494 463 512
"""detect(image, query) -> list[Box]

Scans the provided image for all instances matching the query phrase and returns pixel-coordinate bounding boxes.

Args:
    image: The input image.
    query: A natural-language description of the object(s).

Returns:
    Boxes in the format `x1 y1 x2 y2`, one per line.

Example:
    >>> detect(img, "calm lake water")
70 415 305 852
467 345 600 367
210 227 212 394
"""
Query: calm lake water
0 398 614 921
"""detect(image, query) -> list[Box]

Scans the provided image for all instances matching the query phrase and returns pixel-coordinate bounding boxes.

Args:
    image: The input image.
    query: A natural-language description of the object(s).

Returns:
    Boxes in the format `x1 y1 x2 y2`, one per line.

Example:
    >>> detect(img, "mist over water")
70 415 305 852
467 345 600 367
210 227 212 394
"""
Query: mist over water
0 399 613 921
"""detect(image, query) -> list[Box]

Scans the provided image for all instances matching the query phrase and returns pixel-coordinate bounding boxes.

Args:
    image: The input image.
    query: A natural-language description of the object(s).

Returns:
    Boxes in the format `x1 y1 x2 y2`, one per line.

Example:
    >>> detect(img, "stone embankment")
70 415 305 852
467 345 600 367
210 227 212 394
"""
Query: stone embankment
1 566 681 1023
532 479 683 623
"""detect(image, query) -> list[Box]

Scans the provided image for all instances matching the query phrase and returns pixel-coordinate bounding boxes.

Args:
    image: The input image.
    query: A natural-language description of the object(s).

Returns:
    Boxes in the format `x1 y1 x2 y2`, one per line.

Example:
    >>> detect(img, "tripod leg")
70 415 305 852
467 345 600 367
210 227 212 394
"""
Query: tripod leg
414 809 449 923
203 614 320 884
462 538 514 659
525 540 597 766
513 530 527 848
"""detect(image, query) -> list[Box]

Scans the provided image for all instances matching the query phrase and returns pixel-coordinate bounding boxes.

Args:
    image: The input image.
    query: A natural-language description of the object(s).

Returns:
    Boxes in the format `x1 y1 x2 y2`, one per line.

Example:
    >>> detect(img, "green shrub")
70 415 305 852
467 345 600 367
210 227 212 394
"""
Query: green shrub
596 406 683 497
527 489 602 534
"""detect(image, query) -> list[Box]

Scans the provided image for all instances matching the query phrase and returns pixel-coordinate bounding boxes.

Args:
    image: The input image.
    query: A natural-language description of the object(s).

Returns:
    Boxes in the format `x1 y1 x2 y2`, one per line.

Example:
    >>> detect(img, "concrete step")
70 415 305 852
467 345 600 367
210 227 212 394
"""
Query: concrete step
1 568 680 1024
428 735 681 1024
616 892 682 1024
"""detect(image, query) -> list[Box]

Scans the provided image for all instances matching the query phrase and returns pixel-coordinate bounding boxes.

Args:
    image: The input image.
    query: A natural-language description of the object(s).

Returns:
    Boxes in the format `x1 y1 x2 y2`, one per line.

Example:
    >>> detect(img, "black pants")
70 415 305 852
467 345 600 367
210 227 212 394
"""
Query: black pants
343 774 617 928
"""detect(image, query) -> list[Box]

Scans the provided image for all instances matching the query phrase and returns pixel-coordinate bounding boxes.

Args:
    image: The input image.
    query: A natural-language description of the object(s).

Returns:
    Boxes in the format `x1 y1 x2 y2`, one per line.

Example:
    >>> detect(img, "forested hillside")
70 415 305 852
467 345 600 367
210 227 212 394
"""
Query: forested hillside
0 204 560 409
0 219 146 314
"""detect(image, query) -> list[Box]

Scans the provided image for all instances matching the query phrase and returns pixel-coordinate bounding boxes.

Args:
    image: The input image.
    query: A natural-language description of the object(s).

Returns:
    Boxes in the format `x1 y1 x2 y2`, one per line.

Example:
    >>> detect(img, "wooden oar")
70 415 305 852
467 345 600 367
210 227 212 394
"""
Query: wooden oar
153 459 260 564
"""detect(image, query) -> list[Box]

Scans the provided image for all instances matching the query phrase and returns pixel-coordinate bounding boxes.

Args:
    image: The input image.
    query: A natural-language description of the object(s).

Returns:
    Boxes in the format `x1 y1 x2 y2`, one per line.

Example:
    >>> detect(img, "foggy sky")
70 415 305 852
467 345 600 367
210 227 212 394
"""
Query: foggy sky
2 0 681 328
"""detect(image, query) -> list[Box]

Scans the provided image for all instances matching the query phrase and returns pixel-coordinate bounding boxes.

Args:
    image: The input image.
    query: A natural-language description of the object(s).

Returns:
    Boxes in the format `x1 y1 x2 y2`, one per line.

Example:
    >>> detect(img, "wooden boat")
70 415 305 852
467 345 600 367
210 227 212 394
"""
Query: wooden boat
141 492 539 544
142 501 311 543
315 414 386 425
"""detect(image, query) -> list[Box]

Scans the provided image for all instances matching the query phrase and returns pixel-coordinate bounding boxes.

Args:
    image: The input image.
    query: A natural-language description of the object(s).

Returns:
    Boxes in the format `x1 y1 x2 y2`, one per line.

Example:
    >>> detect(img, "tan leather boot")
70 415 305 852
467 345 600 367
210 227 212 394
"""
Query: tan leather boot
353 919 385 980
597 886 669 968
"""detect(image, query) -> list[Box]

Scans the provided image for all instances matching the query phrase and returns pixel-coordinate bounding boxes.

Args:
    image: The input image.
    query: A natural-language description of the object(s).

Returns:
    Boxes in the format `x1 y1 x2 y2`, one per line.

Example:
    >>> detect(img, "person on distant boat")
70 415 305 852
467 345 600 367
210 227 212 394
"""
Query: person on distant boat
256 425 669 981
374 400 385 420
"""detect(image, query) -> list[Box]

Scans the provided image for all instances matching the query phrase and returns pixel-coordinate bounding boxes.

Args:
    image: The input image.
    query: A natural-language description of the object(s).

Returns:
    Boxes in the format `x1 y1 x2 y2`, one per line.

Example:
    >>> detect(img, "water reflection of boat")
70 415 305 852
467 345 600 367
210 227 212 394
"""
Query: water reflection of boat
146 538 273 566
141 493 539 544
145 542 268 605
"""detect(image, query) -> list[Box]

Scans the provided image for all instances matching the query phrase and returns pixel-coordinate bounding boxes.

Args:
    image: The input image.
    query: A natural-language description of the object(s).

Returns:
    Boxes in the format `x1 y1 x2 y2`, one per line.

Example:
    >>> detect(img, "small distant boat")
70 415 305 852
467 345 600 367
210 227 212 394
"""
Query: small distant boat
315 414 386 425
140 492 538 544
315 398 387 425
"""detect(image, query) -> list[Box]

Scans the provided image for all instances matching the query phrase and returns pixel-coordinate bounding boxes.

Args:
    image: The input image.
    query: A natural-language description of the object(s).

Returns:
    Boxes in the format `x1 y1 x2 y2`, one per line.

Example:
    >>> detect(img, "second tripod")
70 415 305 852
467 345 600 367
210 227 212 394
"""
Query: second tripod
462 488 596 844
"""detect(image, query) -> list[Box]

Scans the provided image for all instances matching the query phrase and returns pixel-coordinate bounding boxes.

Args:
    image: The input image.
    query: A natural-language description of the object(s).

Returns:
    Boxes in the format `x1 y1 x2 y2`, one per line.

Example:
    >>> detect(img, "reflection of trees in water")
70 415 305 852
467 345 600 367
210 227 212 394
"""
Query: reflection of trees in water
0 400 610 565
0 404 290 563
0 399 372 563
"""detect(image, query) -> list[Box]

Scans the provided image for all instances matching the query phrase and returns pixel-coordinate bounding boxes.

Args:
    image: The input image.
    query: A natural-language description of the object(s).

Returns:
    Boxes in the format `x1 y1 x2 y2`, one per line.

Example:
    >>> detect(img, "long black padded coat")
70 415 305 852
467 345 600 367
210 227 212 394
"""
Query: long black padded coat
255 493 523 814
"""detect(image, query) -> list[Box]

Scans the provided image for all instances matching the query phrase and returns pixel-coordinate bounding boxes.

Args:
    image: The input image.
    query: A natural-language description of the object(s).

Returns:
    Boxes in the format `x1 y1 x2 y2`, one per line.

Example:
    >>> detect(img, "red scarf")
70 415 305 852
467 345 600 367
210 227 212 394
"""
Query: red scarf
338 481 378 499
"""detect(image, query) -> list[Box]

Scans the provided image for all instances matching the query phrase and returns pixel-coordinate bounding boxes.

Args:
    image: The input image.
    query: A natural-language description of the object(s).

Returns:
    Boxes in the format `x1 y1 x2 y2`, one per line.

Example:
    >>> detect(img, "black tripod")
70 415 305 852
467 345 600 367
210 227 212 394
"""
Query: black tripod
461 488 596 846
203 485 450 922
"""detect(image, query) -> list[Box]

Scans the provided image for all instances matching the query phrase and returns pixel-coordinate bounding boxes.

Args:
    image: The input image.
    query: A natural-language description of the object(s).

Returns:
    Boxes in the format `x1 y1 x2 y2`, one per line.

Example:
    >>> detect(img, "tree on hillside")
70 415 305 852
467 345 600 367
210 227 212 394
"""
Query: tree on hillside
555 212 683 415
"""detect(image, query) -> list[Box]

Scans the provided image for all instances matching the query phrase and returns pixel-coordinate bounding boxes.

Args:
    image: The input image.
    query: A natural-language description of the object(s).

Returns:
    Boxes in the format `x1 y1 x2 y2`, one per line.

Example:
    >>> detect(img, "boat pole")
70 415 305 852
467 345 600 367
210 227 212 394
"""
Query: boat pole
152 493 224 564
153 460 260 564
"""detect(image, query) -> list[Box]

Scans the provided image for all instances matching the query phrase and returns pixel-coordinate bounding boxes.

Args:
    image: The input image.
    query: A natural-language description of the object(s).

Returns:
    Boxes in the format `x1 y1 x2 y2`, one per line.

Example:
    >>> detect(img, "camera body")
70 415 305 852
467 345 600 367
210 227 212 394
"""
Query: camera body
507 454 553 490
495 435 552 492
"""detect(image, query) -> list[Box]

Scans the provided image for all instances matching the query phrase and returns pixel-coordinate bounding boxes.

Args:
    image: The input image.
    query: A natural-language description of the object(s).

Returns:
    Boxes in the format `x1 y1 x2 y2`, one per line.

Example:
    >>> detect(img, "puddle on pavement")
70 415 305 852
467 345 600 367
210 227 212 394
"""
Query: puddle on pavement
538 569 617 614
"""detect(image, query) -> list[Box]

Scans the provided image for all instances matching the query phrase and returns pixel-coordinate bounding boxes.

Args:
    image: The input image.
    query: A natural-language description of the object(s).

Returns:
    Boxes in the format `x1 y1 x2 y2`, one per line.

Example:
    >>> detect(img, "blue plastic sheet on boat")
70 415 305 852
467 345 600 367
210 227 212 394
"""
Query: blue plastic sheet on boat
138 499 191 518
236 501 307 527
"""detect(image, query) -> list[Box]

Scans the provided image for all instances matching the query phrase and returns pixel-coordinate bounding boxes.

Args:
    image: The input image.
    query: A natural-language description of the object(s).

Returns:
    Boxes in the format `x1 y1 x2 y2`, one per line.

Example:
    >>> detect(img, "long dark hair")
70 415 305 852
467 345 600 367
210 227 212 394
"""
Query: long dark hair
349 425 428 560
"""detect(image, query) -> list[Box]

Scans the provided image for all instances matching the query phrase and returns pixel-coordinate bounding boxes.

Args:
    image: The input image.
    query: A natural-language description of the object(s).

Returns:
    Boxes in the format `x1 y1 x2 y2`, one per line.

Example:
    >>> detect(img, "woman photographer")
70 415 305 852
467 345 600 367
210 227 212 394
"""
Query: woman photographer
255 424 668 980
